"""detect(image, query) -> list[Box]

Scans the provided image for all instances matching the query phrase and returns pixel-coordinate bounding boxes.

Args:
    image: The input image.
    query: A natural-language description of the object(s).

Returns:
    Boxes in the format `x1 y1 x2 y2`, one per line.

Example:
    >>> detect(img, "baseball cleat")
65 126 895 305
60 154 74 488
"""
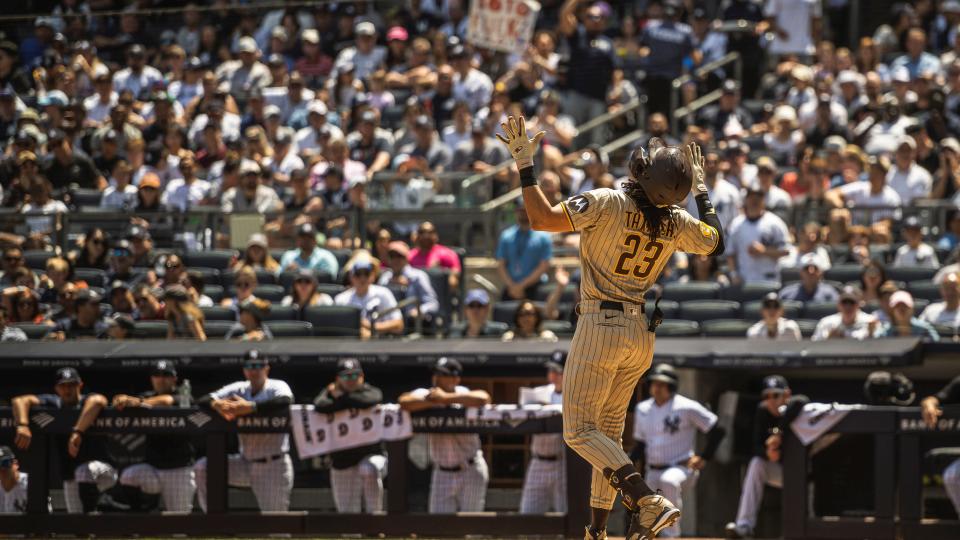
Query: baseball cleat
584 525 607 540
724 521 753 538
625 493 681 540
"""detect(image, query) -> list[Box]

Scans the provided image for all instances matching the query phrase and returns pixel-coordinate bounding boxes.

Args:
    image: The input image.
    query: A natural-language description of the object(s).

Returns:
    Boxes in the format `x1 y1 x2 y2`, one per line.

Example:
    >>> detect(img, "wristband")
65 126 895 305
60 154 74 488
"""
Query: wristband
519 166 537 188
17 422 28 427
694 193 715 215
72 428 84 435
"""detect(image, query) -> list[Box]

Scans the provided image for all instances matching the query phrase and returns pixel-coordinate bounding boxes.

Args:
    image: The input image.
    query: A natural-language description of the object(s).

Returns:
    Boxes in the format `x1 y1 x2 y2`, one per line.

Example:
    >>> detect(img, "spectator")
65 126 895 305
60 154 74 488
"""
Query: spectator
12 288 45 325
100 160 138 210
919 272 960 331
0 247 25 287
761 107 804 166
449 289 504 338
113 44 163 97
225 298 273 341
102 313 135 341
890 28 941 80
221 266 260 310
133 285 165 321
135 173 165 212
262 127 303 184
727 186 792 284
681 254 731 287
279 223 338 276
780 222 831 271
313 359 386 514
502 300 558 343
0 445 28 512
0 304 27 342
161 254 187 288
752 157 792 210
449 45 493 116
569 146 614 196
186 271 214 308
722 141 758 189
684 148 741 232
335 259 403 338
887 136 933 205
38 256 71 304
409 221 462 290
637 0 695 116
747 293 802 340
21 177 68 236
161 150 211 211
780 253 839 303
108 281 135 317
281 269 333 310
164 284 206 341
450 118 511 177
282 168 322 214
919 375 960 516
893 216 939 268
697 81 753 141
220 160 284 214
126 226 156 267
397 114 451 173
812 286 876 341
234 234 280 273
398 358 491 513
215 37 271 107
347 109 393 179
52 289 106 340
70 228 110 270
859 260 889 304
11 368 114 514
937 207 960 252
378 241 439 320
876 291 939 341
557 0 614 146
497 202 552 300
335 22 386 81
824 155 901 226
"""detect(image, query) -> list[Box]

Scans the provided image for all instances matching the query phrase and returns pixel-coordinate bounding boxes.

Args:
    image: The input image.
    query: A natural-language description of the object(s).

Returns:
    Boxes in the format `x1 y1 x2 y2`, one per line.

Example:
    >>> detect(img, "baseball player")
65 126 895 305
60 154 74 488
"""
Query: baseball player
399 358 492 513
313 358 386 514
113 360 196 512
519 350 567 514
195 349 295 512
0 446 28 514
920 374 960 516
630 364 726 538
498 116 724 539
11 367 117 513
725 375 791 539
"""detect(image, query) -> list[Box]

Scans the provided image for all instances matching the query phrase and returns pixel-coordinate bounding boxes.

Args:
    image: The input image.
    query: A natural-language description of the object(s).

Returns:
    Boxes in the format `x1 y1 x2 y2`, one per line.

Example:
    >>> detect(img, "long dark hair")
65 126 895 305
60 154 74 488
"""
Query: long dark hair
622 180 676 242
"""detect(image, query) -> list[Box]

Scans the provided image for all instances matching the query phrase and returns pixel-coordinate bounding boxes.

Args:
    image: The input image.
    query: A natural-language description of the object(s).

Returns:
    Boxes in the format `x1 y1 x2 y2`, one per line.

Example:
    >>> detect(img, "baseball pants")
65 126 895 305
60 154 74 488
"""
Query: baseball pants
646 466 698 538
734 456 783 529
330 454 387 513
945 457 960 516
120 463 195 512
429 452 489 513
63 461 118 514
563 301 655 510
194 454 293 512
519 456 567 514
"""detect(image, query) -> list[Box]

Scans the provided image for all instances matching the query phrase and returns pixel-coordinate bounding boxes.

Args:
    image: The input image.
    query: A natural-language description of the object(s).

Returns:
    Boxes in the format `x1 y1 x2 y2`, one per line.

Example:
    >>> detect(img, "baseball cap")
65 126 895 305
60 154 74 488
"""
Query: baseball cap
337 358 363 376
55 367 82 385
106 313 135 332
264 104 282 119
243 349 268 368
296 222 317 237
761 291 782 308
127 225 151 240
109 279 131 292
20 109 40 124
897 135 917 151
151 359 177 377
387 26 408 42
903 215 922 230
127 44 146 57
294 268 318 285
449 44 468 59
465 289 490 307
413 114 434 130
237 36 258 54
75 289 102 305
267 52 286 67
868 154 892 173
307 100 328 115
942 137 960 155
836 70 860 86
239 159 260 176
823 135 847 153
387 241 410 258
301 29 320 44
892 66 911 83
163 284 190 303
360 109 378 124
246 233 268 249
355 21 377 36
756 156 778 172
761 375 789 396
432 357 463 376
39 91 68 108
350 259 374 275
545 350 566 373
799 252 824 272
138 173 161 189
721 79 740 94
0 445 14 467
275 127 294 145
839 285 863 303
889 290 914 309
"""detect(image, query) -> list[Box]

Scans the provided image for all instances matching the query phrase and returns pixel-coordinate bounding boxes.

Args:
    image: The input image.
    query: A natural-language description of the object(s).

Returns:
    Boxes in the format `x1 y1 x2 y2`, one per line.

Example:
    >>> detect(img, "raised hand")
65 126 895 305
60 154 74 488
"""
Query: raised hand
685 142 707 195
496 115 545 169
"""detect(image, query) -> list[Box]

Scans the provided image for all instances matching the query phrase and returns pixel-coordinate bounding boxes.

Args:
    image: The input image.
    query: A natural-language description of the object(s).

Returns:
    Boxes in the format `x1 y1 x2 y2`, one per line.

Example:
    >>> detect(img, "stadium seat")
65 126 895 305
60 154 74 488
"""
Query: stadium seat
542 319 574 337
677 300 741 322
133 321 168 339
724 281 781 302
702 319 755 337
247 285 286 303
655 320 700 337
386 283 406 302
802 301 837 320
492 301 546 325
189 267 222 285
331 249 353 272
203 320 236 339
317 284 346 298
742 300 803 320
934 324 957 340
796 319 819 338
534 283 579 303
779 267 801 284
264 305 297 321
222 268 278 287
908 281 941 301
12 323 51 340
825 264 864 283
656 300 680 320
426 268 454 327
448 320 509 338
278 270 335 290
202 285 225 303
302 306 361 337
888 265 938 283
183 250 237 270
201 306 236 321
23 250 56 271
264 320 314 337
74 268 107 288
662 281 722 301
69 188 103 207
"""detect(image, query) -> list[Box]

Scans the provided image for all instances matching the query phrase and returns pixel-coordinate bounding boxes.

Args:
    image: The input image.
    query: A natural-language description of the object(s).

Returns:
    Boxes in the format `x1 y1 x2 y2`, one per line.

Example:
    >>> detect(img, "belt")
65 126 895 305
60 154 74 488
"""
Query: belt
248 453 285 464
438 457 475 472
648 463 681 471
533 454 559 461
599 300 645 314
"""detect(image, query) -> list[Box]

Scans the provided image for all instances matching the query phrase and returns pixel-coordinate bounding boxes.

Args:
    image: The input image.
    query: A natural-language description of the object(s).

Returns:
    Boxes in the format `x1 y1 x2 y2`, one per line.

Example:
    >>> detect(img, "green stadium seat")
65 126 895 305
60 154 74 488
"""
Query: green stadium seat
302 306 361 337
655 320 700 337
183 249 237 270
678 300 741 322
263 320 313 337
662 281 722 301
702 319 755 337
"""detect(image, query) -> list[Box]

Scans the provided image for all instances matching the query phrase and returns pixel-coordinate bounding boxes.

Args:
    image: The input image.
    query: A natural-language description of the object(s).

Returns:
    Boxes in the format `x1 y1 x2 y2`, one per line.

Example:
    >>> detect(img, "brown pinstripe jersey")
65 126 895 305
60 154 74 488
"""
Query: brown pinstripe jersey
560 188 719 303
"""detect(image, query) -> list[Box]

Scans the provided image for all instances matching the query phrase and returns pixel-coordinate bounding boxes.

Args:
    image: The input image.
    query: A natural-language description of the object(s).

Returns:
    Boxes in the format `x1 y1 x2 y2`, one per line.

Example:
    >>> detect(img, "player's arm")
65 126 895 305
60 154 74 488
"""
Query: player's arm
497 115 574 233
398 389 442 412
685 143 725 256
11 394 39 450
558 0 580 37
68 393 108 458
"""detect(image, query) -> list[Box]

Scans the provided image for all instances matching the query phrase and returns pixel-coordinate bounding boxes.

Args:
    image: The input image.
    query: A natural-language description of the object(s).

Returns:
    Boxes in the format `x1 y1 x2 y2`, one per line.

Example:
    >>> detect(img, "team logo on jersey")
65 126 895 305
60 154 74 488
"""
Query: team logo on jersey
567 195 589 213
663 415 680 434
699 222 714 238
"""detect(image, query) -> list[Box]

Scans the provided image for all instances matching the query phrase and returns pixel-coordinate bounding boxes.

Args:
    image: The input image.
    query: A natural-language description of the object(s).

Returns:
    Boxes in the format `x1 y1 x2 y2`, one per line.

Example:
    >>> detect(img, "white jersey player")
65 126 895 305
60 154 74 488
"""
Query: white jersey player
195 350 295 512
520 350 567 514
0 446 28 514
399 358 492 513
630 364 725 538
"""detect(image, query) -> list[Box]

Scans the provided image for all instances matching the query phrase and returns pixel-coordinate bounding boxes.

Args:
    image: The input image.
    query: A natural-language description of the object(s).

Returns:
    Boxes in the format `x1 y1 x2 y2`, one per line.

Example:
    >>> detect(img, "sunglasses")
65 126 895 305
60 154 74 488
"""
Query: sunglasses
89 239 105 245
244 363 267 370
418 229 436 234
840 299 857 306
235 282 253 289
112 250 131 258
338 372 361 381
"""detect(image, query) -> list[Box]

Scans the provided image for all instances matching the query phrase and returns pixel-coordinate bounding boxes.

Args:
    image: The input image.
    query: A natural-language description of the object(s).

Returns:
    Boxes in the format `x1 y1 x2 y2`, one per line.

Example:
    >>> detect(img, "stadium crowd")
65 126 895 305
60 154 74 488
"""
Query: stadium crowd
0 0 956 344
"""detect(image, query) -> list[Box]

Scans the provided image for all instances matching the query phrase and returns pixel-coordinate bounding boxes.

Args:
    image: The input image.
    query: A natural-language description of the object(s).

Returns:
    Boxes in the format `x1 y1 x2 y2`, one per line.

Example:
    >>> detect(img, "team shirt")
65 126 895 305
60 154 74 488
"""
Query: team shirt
409 385 482 468
920 302 960 329
746 318 802 340
528 384 564 458
560 188 719 302
0 472 28 513
138 387 195 469
632 394 717 466
209 379 293 460
684 178 742 233
727 211 791 283
892 243 940 268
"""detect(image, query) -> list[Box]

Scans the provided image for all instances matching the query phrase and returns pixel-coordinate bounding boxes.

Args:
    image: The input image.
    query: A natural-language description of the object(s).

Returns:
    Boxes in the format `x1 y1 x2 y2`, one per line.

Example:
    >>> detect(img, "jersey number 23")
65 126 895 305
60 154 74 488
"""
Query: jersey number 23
613 234 664 279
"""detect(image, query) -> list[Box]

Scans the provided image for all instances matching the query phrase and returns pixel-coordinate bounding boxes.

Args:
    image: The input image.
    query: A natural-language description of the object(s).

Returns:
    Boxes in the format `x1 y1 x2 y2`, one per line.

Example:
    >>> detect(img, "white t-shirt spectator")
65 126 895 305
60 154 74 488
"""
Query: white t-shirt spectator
685 177 742 232
335 46 387 80
764 0 821 56
838 181 902 224
453 69 494 113
334 284 402 323
779 246 832 271
747 319 802 340
893 243 939 268
83 92 117 125
919 302 960 329
811 310 874 341
161 178 212 212
21 200 69 235
763 184 793 210
112 66 164 97
886 163 932 204
100 184 138 210
727 211 792 283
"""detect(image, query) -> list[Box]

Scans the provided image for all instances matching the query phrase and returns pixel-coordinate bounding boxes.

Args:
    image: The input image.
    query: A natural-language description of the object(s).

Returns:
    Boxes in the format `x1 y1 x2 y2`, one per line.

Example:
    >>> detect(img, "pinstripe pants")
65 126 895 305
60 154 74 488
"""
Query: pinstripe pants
64 461 118 514
119 463 195 512
562 301 654 510
194 454 293 512
428 451 489 513
330 454 387 513
519 456 567 513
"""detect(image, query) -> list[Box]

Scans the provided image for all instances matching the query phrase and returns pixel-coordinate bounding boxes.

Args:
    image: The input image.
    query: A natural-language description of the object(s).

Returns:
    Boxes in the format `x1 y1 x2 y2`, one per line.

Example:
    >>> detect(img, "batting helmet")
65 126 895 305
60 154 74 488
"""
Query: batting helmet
863 371 915 406
647 363 678 392
627 138 693 207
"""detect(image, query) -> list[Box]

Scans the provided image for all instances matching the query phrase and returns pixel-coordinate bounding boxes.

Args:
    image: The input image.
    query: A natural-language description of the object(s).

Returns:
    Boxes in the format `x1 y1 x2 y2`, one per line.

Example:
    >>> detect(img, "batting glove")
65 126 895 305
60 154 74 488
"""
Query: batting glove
685 142 707 195
496 115 545 170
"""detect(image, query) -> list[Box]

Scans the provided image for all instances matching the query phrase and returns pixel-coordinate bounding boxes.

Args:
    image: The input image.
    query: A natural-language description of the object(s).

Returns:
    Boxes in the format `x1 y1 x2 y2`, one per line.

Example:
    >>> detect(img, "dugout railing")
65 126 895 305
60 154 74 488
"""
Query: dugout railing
0 406 591 538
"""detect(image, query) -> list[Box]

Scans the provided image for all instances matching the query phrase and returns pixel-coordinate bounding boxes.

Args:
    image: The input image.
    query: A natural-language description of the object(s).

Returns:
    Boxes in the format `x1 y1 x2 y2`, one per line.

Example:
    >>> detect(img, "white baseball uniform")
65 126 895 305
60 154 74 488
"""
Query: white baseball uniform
632 394 718 537
519 384 566 514
410 385 489 513
195 378 294 512
0 472 28 514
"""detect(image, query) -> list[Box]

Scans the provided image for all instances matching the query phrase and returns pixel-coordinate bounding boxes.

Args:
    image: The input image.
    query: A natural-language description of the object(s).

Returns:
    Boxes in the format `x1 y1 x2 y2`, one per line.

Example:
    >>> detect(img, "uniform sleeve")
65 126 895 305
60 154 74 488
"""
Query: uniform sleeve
560 188 614 231
675 209 720 255
811 317 831 341
36 394 60 407
377 288 401 322
270 379 294 400
210 381 245 400
409 387 430 399
686 399 718 433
